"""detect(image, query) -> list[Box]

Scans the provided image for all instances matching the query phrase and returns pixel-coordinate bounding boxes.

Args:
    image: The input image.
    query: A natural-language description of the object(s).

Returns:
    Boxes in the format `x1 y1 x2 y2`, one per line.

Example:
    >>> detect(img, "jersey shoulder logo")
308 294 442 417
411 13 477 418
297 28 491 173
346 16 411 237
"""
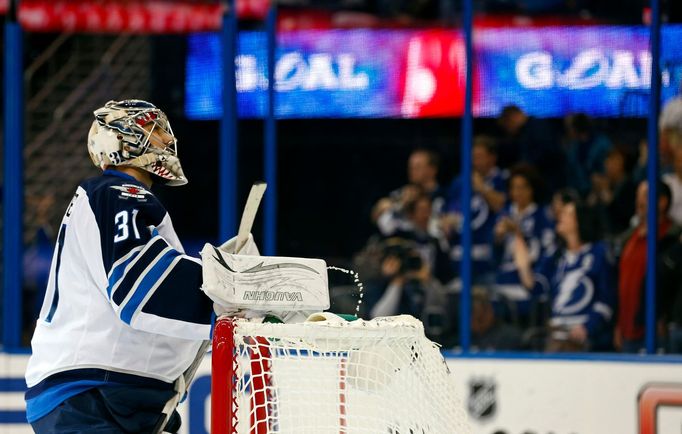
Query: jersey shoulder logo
110 184 153 201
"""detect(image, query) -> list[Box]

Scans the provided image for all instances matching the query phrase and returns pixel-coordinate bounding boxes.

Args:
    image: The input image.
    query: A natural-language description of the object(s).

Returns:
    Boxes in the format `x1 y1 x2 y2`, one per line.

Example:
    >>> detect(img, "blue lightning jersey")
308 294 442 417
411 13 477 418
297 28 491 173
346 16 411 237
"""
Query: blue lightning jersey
534 242 616 344
25 170 213 423
445 167 508 281
494 203 555 304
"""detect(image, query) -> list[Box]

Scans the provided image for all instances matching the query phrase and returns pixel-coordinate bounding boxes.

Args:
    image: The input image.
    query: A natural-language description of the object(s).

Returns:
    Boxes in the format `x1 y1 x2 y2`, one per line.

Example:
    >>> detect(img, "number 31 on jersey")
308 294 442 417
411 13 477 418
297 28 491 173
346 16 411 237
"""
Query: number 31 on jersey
114 209 141 243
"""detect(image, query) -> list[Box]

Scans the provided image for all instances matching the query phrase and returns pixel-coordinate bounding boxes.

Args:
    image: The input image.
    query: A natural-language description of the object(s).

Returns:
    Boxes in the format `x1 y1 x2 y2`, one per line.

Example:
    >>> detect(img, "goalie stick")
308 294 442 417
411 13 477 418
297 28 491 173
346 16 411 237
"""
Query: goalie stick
235 181 267 254
152 181 268 434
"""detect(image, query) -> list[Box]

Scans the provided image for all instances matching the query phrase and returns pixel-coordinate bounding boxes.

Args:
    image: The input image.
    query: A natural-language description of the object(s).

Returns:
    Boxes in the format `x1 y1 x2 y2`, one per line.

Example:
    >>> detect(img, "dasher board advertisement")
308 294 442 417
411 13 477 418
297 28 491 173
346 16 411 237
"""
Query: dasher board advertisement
447 356 682 434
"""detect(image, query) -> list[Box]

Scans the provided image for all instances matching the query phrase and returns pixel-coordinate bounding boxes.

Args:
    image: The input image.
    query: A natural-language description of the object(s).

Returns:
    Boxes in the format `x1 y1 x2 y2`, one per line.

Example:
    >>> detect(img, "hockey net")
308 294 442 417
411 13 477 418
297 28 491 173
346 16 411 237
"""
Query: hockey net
211 314 471 434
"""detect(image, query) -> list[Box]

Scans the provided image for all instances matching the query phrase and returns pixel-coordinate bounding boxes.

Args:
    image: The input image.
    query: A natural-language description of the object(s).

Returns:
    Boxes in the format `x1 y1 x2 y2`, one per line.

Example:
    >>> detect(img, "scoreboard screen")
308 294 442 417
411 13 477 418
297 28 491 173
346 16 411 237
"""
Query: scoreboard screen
186 26 682 119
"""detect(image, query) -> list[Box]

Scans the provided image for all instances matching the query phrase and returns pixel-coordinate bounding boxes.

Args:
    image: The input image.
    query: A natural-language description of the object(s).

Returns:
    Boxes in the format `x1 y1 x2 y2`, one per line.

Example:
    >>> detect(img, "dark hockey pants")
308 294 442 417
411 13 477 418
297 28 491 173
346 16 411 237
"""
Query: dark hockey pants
30 386 181 434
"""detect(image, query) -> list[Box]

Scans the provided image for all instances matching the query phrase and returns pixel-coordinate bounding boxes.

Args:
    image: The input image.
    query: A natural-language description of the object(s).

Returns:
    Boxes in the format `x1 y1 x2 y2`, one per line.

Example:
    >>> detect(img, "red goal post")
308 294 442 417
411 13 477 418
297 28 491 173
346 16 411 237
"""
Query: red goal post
211 314 470 434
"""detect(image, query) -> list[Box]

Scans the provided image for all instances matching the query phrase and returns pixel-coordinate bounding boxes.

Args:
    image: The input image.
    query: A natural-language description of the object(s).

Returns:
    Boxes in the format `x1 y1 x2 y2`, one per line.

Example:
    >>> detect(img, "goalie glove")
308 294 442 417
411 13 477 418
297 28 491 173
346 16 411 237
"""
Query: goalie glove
211 233 260 317
201 244 330 320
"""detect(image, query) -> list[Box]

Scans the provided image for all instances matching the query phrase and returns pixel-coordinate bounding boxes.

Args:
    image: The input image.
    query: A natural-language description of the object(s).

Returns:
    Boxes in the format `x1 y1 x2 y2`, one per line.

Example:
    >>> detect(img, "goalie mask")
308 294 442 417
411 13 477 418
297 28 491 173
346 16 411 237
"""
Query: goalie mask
88 99 187 186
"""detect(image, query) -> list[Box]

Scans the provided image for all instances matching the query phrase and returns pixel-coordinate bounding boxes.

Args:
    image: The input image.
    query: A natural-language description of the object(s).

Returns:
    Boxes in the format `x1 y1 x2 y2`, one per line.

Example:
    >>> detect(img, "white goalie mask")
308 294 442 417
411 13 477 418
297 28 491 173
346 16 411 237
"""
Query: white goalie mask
88 99 187 186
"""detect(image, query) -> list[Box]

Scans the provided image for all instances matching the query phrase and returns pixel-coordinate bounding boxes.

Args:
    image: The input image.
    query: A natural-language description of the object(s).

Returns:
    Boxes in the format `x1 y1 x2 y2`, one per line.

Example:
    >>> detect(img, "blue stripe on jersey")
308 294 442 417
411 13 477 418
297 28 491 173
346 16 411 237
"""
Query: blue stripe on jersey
111 237 167 306
119 248 180 325
25 380 107 423
46 224 67 323
142 258 210 325
25 367 174 423
107 247 143 298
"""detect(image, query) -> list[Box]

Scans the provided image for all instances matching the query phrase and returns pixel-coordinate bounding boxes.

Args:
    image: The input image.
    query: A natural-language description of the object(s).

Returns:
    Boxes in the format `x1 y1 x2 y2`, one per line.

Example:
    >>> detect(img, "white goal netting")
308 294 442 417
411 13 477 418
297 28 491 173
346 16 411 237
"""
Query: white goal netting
212 314 471 434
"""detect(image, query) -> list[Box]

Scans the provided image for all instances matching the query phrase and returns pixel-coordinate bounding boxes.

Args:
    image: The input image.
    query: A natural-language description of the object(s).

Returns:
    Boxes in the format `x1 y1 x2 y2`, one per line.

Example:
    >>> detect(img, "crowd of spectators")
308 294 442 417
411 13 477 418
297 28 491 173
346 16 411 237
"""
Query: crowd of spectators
353 98 682 354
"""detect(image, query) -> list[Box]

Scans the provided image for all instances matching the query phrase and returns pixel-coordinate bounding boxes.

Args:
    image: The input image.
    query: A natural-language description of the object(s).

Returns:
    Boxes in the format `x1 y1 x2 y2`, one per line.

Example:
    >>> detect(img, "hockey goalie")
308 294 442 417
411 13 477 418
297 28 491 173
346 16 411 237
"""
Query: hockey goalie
24 99 256 433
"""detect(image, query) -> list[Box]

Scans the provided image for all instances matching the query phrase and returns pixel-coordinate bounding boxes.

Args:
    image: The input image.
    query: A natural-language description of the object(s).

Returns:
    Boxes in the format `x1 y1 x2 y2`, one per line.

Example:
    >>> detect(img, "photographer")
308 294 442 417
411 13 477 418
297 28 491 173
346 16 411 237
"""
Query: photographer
370 239 430 319
369 238 455 345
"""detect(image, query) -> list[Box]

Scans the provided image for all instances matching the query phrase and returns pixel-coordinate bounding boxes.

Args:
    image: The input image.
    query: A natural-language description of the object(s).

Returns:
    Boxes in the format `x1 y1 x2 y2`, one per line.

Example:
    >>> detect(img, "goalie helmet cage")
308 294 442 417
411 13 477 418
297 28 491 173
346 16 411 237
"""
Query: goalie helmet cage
211 315 471 434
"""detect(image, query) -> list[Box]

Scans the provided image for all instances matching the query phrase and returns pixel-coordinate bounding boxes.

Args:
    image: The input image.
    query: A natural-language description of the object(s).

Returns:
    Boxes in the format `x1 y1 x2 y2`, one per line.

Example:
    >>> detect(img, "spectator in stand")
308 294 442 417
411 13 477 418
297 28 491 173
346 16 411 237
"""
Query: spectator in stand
471 287 523 351
659 97 682 168
663 146 682 225
442 136 507 285
563 113 613 197
545 188 581 227
512 200 616 352
588 146 638 236
392 193 453 284
493 164 555 327
368 238 429 320
634 98 682 182
359 192 454 343
368 237 455 346
497 105 565 193
614 180 679 353
372 148 445 237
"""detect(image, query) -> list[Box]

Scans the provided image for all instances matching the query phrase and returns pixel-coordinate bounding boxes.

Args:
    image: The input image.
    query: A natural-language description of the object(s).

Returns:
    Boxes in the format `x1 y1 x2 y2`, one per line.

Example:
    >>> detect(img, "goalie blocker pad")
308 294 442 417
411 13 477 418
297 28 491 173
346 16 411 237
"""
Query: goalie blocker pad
200 244 330 314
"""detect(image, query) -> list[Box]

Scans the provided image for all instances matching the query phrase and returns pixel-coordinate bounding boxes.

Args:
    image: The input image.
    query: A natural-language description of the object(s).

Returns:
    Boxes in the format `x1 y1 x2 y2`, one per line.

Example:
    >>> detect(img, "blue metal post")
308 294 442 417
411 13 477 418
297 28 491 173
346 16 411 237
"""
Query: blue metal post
3 0 24 350
219 0 238 241
645 0 661 355
264 5 278 256
459 0 474 353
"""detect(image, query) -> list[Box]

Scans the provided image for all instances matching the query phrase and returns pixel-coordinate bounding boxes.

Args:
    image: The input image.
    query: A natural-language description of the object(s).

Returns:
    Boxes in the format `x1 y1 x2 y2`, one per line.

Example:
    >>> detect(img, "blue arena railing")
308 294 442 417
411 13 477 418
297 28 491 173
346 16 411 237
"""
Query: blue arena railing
458 0 474 354
264 4 278 256
645 0 661 355
219 0 239 242
3 0 24 351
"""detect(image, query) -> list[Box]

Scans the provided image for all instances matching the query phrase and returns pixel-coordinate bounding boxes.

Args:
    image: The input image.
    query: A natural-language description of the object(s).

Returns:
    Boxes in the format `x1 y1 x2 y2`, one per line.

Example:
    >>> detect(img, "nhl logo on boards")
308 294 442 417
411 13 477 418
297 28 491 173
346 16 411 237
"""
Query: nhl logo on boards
468 377 497 421
111 184 152 201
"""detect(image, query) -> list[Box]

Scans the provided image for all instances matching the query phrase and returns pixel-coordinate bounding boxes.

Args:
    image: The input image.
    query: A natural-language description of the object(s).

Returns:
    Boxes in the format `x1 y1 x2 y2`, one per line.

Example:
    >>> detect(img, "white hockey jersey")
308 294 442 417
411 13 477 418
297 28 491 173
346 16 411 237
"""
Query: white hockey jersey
25 170 212 423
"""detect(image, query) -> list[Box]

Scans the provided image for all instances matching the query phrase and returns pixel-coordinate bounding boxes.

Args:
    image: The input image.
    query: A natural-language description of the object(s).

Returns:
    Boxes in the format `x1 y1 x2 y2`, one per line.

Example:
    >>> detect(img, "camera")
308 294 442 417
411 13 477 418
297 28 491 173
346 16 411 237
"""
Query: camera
382 238 424 274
